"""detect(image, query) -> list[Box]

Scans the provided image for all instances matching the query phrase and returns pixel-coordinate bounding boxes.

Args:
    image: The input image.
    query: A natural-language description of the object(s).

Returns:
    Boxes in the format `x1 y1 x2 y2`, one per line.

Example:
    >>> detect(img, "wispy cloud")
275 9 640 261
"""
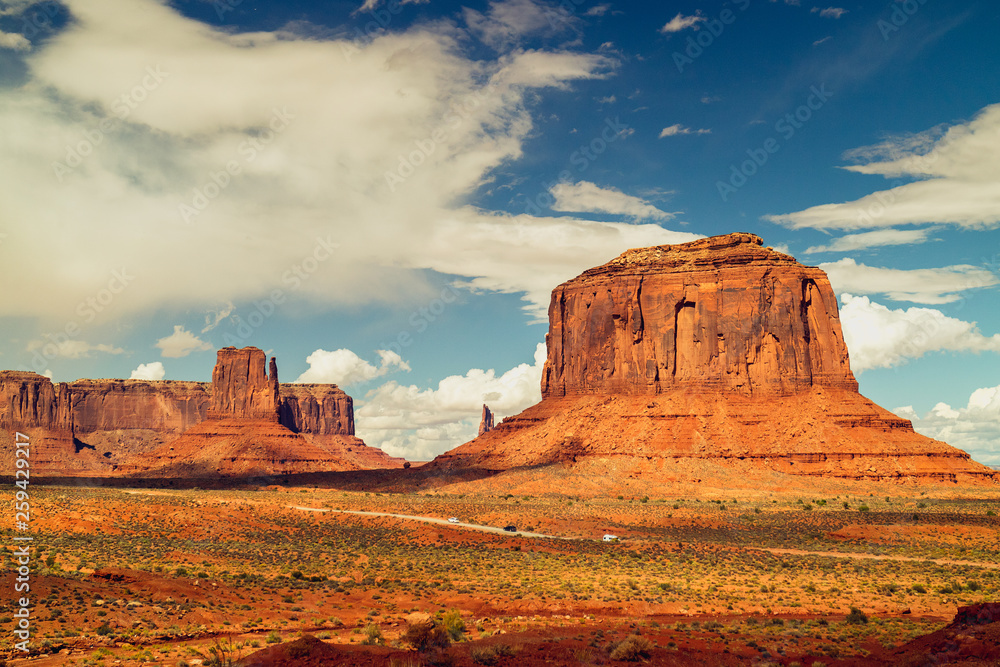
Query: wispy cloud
812 7 848 18
820 258 998 304
660 12 703 34
767 103 1000 230
549 181 676 221
659 124 711 138
804 228 936 253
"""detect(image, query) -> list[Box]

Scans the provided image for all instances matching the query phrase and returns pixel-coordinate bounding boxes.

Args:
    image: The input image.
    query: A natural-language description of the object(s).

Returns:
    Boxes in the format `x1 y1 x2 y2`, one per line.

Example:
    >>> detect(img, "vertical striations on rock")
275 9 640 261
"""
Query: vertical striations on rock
207 347 280 421
542 233 857 398
438 233 996 486
478 404 495 436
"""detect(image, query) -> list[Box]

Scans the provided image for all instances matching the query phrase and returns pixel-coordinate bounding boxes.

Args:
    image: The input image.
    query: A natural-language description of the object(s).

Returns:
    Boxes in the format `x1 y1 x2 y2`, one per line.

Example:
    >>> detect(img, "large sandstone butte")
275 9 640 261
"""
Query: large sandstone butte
435 233 996 487
0 346 403 477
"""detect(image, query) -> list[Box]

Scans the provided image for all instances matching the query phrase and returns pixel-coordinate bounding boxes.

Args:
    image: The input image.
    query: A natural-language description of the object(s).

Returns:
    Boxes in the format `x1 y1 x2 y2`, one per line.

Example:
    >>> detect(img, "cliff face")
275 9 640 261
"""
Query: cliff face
0 347 402 475
542 233 856 398
208 347 280 421
435 233 996 487
279 384 354 435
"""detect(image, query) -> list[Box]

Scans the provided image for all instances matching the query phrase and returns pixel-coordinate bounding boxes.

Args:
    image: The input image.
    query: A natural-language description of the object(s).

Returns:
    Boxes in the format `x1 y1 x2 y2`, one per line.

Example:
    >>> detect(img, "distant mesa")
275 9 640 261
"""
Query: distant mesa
478 404 495 436
434 233 997 487
0 346 404 478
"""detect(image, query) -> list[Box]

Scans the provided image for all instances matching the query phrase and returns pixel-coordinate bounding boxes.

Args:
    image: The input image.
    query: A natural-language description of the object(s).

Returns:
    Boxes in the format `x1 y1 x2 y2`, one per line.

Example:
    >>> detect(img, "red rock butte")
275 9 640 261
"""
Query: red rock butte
436 233 997 487
0 346 403 478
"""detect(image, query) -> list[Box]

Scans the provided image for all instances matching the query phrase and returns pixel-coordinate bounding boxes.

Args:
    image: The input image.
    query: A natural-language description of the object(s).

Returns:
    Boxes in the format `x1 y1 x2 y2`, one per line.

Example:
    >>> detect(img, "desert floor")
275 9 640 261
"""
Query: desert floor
2 482 999 665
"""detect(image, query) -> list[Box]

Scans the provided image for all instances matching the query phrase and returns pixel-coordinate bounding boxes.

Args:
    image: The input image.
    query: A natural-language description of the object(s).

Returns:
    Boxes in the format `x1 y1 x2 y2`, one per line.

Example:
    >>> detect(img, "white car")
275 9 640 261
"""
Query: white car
448 517 460 523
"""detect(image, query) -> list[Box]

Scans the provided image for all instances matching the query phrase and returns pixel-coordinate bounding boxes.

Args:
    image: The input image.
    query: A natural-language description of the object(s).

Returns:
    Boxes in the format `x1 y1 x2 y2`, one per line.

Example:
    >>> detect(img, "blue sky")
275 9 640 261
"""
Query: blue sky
1 0 999 463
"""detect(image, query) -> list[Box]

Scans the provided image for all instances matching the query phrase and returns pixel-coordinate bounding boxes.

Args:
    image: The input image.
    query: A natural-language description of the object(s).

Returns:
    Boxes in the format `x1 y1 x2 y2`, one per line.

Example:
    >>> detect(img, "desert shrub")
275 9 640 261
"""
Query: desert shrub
609 635 654 661
967 580 982 591
362 623 383 645
845 607 868 625
910 584 927 594
403 617 450 652
858 505 870 513
470 644 516 665
265 630 282 644
442 609 466 642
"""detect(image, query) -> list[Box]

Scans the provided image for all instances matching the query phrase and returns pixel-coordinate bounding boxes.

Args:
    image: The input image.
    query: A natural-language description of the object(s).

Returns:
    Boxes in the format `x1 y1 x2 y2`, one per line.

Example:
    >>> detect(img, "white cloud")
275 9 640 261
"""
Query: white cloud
660 13 703 33
130 361 165 380
820 258 998 304
659 124 711 138
584 4 612 17
805 228 935 254
357 343 545 460
155 326 212 358
895 385 1000 466
549 181 674 221
0 30 30 51
201 302 235 333
356 0 426 13
295 348 410 386
0 0 694 328
767 103 1000 230
812 7 847 18
464 0 578 49
25 340 124 359
839 294 1000 372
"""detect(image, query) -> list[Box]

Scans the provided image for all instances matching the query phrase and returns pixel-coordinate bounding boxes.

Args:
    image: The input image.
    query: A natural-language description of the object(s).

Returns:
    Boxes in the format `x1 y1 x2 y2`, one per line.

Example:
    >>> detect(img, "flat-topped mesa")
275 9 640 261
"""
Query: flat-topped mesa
207 346 280 421
542 232 857 398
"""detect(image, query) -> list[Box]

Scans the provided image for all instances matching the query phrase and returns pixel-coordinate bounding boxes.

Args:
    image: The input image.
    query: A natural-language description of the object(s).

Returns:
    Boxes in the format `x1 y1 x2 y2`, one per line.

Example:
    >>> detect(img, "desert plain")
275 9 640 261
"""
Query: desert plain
2 478 999 666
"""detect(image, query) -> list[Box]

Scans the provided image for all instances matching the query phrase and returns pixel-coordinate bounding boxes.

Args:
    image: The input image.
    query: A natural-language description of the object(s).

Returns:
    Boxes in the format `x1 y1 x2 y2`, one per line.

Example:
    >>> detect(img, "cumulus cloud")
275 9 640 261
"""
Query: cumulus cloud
839 294 1000 372
0 0 694 329
295 349 410 386
549 181 674 221
767 103 1000 231
0 30 30 50
820 258 998 304
895 385 1000 466
805 228 935 254
155 326 212 358
812 7 847 18
659 124 711 138
356 343 545 460
25 340 124 359
660 13 703 33
130 361 165 380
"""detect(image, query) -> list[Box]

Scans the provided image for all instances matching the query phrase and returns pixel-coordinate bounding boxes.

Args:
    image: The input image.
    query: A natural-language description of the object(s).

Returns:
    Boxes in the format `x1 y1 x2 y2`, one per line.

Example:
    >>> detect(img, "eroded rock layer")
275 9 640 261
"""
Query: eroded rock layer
543 232 856 398
0 347 403 476
437 233 996 486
